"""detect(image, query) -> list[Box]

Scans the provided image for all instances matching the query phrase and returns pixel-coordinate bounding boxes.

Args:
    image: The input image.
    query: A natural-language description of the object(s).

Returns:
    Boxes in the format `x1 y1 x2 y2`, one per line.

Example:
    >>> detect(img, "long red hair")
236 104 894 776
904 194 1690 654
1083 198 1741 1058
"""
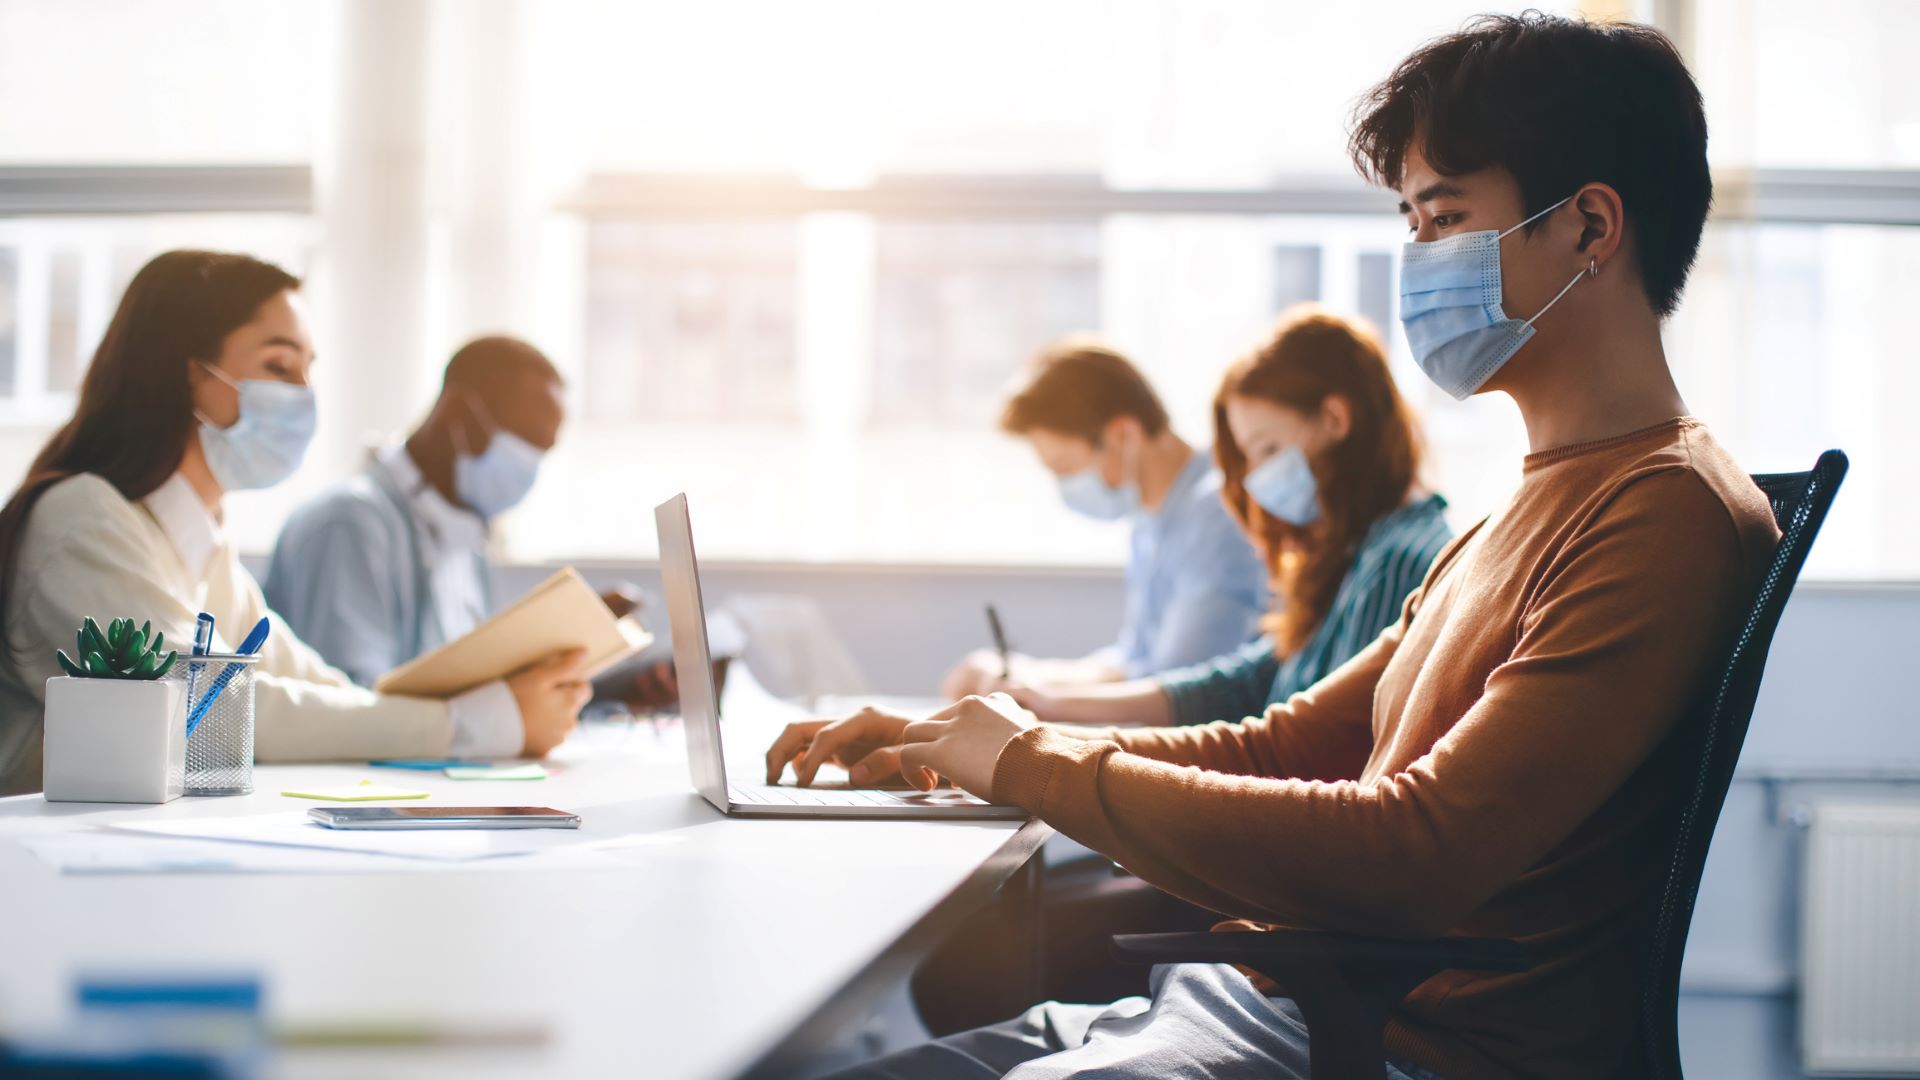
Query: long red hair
1214 305 1422 654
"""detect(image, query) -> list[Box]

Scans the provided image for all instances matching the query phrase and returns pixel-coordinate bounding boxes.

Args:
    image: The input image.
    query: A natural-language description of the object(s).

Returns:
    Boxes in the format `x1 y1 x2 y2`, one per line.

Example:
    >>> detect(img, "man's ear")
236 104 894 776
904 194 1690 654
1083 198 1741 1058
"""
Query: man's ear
1102 414 1144 450
1572 181 1626 273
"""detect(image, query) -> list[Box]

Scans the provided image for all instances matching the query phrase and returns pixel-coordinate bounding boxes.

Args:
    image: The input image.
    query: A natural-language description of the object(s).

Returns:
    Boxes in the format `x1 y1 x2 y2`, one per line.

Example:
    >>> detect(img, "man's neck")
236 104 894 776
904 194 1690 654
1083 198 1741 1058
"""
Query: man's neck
1500 305 1689 455
404 421 461 507
1137 433 1192 513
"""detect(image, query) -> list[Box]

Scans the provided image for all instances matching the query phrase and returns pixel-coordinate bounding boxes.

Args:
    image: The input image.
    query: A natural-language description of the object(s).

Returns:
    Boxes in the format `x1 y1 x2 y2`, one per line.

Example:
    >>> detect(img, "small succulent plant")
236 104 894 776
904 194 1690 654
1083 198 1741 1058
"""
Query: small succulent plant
56 617 178 681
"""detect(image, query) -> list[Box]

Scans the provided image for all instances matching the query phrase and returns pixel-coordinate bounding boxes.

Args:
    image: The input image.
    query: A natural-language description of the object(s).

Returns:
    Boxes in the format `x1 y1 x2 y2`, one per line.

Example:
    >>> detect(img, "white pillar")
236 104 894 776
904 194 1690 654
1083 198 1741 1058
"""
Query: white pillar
310 0 435 478
439 0 541 346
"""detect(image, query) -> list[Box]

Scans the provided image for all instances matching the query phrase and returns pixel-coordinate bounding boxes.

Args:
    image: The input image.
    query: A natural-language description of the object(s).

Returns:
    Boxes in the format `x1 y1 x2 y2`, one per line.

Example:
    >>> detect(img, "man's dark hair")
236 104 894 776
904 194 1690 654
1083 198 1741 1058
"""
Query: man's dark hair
443 335 562 392
1350 12 1711 317
999 336 1170 444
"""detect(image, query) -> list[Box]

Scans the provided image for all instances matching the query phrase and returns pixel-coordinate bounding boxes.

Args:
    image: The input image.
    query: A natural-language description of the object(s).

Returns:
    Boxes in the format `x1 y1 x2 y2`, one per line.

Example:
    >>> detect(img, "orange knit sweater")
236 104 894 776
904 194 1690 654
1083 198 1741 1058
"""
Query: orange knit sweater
992 418 1780 1078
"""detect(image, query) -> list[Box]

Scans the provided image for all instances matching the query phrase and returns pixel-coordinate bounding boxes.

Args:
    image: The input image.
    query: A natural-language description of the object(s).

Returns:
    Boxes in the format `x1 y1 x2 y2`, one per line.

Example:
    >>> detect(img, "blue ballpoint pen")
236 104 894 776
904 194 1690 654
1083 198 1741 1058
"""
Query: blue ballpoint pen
185 612 215 718
185 617 270 737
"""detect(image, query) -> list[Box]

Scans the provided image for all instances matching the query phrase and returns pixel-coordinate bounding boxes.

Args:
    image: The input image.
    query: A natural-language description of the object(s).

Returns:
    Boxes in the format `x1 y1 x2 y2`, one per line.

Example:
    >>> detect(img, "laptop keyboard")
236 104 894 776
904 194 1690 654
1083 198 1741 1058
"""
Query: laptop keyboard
729 783 915 807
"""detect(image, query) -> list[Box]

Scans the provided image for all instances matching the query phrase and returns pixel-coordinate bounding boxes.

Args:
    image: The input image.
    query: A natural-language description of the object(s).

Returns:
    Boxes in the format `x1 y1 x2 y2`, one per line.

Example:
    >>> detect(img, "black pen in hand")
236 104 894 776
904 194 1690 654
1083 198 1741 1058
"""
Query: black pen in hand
985 604 1011 682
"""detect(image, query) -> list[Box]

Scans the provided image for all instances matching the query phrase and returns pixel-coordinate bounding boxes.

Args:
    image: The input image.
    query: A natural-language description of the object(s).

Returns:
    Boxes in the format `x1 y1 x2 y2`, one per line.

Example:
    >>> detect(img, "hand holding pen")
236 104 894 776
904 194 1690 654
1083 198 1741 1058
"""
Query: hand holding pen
985 604 1012 681
938 606 1021 700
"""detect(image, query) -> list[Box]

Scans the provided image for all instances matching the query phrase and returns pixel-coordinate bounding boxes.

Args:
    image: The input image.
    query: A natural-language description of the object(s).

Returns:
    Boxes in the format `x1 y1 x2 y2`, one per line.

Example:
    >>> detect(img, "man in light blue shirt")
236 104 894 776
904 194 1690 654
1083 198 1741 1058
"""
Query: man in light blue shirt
942 336 1268 698
266 337 640 689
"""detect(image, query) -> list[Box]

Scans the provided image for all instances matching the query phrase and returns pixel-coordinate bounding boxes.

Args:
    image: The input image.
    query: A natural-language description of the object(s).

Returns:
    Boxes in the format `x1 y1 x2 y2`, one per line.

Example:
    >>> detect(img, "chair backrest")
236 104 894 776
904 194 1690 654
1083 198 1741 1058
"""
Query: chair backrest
1640 450 1849 1078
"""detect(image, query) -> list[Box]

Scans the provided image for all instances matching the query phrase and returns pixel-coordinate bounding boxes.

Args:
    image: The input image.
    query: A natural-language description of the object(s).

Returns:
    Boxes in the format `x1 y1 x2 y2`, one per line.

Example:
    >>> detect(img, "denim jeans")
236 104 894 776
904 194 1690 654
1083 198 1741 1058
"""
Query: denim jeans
825 962 1448 1080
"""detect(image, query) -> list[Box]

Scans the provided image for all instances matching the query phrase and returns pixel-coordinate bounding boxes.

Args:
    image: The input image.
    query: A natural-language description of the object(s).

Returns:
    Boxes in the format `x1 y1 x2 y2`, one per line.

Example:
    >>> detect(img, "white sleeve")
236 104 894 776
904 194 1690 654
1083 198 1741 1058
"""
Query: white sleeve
9 481 458 767
446 680 524 759
209 553 457 762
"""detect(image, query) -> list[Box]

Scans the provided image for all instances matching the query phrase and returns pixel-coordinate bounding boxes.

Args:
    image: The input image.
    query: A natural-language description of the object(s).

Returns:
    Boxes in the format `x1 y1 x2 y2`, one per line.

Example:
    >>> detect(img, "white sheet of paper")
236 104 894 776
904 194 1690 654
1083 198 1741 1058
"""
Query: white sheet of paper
22 829 678 875
108 811 596 862
22 831 440 874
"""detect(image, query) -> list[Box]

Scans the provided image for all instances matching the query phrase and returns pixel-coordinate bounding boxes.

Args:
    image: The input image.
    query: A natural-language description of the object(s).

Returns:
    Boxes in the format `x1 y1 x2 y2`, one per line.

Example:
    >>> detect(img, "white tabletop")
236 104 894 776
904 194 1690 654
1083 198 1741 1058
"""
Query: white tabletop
0 676 1047 1079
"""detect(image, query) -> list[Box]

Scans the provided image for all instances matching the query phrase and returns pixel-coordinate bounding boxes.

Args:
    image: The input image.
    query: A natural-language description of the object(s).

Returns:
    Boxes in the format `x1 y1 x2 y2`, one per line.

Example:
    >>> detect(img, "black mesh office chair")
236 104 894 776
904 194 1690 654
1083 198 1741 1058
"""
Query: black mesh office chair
1112 450 1848 1080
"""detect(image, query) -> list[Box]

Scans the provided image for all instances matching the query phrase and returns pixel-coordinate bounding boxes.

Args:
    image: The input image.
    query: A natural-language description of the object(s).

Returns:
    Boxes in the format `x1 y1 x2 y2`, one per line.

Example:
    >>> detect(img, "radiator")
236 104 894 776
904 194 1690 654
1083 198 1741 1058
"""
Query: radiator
1802 801 1920 1075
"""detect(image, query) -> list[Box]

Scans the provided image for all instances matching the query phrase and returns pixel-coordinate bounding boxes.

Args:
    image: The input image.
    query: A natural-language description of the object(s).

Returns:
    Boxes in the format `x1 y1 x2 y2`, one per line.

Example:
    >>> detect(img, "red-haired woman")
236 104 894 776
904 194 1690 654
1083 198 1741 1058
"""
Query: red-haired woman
1014 304 1451 731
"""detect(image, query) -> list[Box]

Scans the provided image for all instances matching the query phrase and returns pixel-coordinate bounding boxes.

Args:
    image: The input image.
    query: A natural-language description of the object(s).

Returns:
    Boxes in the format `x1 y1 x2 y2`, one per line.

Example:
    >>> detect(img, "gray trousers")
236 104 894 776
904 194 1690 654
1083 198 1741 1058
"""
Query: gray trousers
827 963 1446 1080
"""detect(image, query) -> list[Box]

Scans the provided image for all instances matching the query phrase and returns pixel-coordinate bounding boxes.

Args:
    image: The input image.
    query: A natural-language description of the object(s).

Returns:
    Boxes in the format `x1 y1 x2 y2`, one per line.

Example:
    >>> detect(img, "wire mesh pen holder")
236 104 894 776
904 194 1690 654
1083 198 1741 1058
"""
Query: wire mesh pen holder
166 653 261 796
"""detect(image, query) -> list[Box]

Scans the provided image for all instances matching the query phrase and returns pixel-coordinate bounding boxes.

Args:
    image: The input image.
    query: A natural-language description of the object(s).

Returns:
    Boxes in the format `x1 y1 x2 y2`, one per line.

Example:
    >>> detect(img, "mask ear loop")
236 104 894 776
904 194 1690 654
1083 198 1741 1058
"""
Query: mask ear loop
465 390 501 436
1524 257 1600 330
1118 426 1145 494
1094 424 1140 495
1496 195 1574 241
450 388 499 461
192 361 240 430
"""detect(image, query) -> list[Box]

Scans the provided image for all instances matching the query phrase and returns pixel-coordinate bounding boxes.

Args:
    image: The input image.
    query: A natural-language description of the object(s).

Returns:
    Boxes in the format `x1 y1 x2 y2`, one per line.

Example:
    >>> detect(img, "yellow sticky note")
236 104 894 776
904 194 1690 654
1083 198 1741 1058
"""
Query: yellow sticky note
282 779 430 802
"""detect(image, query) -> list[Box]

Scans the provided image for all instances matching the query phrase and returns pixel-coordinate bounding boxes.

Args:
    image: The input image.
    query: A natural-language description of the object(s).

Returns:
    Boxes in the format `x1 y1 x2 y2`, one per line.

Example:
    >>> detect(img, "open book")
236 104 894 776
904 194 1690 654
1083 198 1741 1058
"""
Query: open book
374 568 652 699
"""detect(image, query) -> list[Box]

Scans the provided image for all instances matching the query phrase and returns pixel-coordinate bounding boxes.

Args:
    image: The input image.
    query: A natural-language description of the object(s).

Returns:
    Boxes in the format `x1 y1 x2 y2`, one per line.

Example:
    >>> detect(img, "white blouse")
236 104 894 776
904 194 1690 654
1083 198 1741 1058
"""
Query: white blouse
0 472 515 796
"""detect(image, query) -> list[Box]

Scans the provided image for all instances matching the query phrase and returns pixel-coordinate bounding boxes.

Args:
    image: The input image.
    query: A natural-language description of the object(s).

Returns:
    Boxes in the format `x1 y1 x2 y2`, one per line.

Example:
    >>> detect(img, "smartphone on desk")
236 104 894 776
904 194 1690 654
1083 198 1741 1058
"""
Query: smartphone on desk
308 806 581 830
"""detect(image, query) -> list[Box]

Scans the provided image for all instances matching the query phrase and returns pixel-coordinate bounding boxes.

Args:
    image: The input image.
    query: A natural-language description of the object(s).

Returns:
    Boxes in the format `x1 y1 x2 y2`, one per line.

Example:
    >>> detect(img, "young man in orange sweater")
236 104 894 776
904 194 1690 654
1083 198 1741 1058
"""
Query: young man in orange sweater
768 13 1780 1078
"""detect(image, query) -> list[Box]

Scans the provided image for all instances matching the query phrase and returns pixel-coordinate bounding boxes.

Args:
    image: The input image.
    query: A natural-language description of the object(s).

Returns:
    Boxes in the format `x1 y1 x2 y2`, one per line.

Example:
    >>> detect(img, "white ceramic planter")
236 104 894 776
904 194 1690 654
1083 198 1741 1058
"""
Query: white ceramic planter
42 676 185 804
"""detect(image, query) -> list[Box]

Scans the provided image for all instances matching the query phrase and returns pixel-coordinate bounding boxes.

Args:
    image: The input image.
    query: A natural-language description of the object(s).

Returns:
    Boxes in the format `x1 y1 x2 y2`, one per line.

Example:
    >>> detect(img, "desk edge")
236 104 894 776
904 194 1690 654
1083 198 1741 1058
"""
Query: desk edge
735 817 1053 1079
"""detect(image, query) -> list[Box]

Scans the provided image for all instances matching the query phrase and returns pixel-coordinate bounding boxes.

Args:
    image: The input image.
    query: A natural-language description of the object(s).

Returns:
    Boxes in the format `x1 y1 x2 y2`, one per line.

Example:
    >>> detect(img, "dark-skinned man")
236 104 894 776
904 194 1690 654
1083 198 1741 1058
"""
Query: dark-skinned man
266 336 667 754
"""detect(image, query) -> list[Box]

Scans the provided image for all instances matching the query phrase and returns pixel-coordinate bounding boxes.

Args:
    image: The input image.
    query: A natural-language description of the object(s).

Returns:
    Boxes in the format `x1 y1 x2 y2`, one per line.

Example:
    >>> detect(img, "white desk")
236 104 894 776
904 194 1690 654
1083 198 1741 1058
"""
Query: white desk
0 678 1048 1079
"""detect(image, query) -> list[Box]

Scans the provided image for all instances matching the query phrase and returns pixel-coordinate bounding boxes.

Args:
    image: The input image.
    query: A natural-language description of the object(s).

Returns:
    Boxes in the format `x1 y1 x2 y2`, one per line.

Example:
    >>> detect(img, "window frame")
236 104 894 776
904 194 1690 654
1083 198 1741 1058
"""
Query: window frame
0 165 315 428
559 166 1920 579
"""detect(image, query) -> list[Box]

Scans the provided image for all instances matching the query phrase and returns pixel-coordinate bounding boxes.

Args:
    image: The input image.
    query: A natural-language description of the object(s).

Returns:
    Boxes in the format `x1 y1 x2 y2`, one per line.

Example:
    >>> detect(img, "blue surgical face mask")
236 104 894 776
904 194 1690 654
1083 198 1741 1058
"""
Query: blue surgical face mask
1058 467 1139 521
455 428 544 519
195 363 317 492
1244 445 1320 526
1056 433 1141 521
1398 194 1595 400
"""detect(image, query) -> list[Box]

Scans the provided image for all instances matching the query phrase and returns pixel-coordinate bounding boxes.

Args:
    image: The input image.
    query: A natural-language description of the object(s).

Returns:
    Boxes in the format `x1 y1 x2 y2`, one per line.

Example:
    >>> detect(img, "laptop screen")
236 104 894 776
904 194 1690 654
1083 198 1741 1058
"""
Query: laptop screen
654 494 730 812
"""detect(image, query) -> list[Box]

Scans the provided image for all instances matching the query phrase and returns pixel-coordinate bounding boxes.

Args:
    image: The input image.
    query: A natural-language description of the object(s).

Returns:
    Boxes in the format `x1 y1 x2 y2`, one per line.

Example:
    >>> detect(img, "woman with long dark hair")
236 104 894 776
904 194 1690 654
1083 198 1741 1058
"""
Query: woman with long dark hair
0 250 589 796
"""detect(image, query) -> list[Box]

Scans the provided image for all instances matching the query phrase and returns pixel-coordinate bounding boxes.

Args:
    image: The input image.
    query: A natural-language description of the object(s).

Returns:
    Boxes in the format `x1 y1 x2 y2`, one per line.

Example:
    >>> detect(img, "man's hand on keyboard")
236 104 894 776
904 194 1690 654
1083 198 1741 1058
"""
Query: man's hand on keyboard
897 693 1040 799
765 707 913 788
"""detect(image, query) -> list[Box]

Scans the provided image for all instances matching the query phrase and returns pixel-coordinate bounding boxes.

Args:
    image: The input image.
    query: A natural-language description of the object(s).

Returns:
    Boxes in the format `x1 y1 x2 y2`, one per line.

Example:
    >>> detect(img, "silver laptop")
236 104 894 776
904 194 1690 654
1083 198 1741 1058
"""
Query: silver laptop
656 494 1026 820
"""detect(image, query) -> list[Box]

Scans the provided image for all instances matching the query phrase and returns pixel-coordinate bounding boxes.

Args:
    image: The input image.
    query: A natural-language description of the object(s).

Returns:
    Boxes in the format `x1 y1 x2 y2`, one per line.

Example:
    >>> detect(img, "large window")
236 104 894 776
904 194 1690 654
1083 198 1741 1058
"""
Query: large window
0 0 323 523
504 0 1596 567
1 0 1913 579
871 220 1102 427
1665 222 1920 578
0 217 312 426
1692 0 1920 170
585 222 800 424
1671 0 1920 578
514 0 1918 578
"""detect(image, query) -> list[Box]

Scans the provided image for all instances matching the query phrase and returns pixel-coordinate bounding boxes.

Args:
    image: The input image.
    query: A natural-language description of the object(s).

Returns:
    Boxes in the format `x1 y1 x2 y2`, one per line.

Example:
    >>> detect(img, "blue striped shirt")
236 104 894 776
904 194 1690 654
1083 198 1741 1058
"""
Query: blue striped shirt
1157 494 1453 726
